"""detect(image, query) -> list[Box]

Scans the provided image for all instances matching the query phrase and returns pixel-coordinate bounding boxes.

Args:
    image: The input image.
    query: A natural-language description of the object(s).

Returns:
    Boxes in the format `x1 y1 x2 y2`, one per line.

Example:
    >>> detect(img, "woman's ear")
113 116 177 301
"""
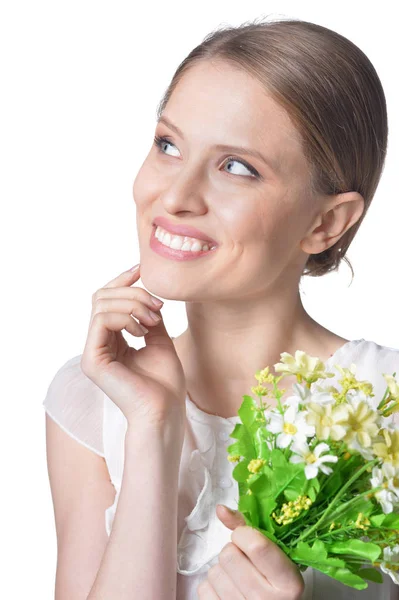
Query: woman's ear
300 191 364 255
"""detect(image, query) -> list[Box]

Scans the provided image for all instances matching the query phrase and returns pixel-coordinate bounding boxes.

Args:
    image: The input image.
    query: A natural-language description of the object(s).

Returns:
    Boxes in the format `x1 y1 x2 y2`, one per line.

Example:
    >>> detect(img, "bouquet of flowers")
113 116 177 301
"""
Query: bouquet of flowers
226 350 399 590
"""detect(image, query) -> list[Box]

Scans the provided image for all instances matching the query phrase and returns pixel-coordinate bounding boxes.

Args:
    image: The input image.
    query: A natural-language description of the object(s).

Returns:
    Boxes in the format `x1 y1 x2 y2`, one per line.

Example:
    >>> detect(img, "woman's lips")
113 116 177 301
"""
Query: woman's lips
152 216 218 246
150 225 218 262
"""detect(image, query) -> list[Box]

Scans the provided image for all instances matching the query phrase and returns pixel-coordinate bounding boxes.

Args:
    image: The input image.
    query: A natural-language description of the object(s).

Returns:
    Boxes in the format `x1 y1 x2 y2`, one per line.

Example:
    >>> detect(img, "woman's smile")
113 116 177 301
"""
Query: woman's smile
150 224 219 262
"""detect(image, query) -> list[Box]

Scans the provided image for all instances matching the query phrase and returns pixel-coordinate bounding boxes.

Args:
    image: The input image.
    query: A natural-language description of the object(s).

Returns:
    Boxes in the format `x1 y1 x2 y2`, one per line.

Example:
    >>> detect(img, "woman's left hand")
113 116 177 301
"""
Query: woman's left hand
197 504 305 599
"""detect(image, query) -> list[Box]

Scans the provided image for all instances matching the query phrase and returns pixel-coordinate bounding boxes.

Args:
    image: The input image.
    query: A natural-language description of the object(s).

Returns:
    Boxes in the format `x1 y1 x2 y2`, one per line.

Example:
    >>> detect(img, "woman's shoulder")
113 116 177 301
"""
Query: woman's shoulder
42 353 105 457
356 338 399 365
43 353 103 406
337 338 399 399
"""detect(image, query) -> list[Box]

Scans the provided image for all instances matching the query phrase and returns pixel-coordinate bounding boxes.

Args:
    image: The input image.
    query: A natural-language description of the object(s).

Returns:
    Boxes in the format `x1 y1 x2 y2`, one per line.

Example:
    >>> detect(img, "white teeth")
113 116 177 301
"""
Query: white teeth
155 226 212 252
190 240 203 252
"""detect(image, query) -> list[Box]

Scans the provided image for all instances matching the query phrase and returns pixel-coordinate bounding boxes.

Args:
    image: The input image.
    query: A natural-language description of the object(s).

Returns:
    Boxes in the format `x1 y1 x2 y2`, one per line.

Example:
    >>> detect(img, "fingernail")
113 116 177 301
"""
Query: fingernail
218 504 237 515
130 264 140 272
150 297 164 307
148 309 161 322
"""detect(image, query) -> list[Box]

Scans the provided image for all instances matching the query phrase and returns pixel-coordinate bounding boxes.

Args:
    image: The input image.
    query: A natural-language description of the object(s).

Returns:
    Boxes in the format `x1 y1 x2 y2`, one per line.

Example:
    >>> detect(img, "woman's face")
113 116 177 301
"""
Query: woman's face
133 60 323 301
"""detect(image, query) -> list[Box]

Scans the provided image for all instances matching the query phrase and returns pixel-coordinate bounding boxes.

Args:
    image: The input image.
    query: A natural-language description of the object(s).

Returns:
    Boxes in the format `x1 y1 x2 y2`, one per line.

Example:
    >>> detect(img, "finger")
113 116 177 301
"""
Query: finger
86 311 147 361
93 285 164 312
92 297 162 330
231 526 304 595
102 265 141 288
197 579 220 599
207 562 244 599
94 266 172 347
217 542 268 598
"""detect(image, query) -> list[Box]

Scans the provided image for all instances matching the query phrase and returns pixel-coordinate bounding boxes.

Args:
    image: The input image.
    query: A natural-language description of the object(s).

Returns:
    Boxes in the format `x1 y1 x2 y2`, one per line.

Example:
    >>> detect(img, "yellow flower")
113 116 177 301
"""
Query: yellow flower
254 367 274 384
273 350 335 385
332 364 375 404
355 512 371 530
252 368 284 399
306 402 349 441
227 454 241 463
383 374 399 401
250 384 269 397
272 495 313 525
373 430 399 468
247 458 266 474
344 400 379 448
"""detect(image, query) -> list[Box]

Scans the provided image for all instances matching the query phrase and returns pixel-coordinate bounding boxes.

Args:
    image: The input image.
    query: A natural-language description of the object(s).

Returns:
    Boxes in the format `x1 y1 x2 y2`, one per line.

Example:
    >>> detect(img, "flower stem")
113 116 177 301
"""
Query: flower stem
295 458 379 544
324 486 383 526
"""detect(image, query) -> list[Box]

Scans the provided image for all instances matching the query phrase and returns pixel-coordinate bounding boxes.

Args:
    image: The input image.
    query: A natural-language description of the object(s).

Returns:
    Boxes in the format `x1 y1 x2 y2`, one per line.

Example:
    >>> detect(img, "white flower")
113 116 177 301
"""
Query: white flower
370 464 399 514
307 388 335 407
383 463 399 493
349 438 375 461
268 404 315 449
379 414 397 432
290 441 338 479
283 396 301 411
282 383 311 412
370 466 396 514
346 388 379 411
283 382 334 412
381 545 399 584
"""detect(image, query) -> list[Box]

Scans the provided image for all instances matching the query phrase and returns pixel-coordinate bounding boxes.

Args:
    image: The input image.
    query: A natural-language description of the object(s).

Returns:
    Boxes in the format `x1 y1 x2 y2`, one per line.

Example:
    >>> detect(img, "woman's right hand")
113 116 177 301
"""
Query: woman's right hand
80 264 187 432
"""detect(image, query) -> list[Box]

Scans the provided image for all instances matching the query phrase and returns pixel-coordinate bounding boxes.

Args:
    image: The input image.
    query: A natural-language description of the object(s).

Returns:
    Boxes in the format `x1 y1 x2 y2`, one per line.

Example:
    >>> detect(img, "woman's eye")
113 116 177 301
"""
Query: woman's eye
223 157 259 178
153 134 260 179
153 135 180 157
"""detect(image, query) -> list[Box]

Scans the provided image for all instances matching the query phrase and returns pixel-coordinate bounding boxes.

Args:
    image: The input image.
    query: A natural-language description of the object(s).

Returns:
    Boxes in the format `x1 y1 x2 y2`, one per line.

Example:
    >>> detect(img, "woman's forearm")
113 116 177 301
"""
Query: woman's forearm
87 420 184 600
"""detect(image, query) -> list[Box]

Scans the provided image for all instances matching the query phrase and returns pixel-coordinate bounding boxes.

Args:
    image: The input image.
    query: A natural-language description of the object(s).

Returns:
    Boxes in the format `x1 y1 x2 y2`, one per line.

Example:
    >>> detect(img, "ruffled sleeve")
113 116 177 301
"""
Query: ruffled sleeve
42 354 105 458
176 407 242 576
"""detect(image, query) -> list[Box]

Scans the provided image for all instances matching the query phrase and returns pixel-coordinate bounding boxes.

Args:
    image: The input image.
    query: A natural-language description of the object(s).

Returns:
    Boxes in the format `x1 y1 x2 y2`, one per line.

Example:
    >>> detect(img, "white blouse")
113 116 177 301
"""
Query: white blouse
42 338 399 599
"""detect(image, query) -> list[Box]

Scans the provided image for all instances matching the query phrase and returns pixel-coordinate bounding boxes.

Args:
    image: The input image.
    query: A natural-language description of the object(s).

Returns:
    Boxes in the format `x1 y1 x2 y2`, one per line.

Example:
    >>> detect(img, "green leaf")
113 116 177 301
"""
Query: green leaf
370 514 386 527
253 426 271 459
270 448 288 468
323 496 374 529
355 568 383 584
313 566 368 590
227 430 256 461
237 395 259 428
236 490 277 534
248 472 275 496
270 449 297 492
381 513 399 528
283 467 308 501
237 487 259 527
289 542 368 590
289 540 329 563
329 539 381 562
258 496 277 533
232 459 253 483
312 477 321 493
307 484 317 502
322 469 343 497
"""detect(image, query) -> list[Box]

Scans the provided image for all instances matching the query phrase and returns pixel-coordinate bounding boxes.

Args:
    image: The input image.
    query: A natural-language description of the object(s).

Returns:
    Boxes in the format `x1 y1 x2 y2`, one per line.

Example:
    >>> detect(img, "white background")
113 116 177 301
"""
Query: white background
1 1 398 596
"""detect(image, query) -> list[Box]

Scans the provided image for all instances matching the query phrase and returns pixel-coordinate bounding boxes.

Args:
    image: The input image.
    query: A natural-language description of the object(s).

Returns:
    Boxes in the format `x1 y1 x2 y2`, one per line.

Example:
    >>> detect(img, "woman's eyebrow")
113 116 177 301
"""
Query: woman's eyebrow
157 115 280 175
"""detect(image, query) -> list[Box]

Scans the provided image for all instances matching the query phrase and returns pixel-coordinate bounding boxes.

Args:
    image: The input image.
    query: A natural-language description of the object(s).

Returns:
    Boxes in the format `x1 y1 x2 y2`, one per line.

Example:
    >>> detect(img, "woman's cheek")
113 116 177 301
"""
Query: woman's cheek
133 163 160 208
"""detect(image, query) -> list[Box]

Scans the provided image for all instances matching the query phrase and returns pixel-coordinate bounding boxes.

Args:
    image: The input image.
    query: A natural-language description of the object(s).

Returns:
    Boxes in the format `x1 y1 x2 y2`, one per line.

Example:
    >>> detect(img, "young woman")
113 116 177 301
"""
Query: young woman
43 17 399 599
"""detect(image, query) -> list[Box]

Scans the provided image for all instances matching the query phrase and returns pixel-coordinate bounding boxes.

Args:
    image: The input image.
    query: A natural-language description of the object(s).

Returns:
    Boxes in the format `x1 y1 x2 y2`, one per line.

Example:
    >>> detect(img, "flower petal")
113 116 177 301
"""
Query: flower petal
277 432 292 449
304 464 318 479
319 455 338 464
319 464 333 476
268 413 283 433
291 440 309 456
314 442 330 457
285 404 297 423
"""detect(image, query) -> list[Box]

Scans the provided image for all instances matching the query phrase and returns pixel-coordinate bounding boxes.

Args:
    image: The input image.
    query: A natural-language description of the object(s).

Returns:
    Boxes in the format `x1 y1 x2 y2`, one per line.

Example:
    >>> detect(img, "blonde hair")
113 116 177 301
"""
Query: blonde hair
156 16 388 279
